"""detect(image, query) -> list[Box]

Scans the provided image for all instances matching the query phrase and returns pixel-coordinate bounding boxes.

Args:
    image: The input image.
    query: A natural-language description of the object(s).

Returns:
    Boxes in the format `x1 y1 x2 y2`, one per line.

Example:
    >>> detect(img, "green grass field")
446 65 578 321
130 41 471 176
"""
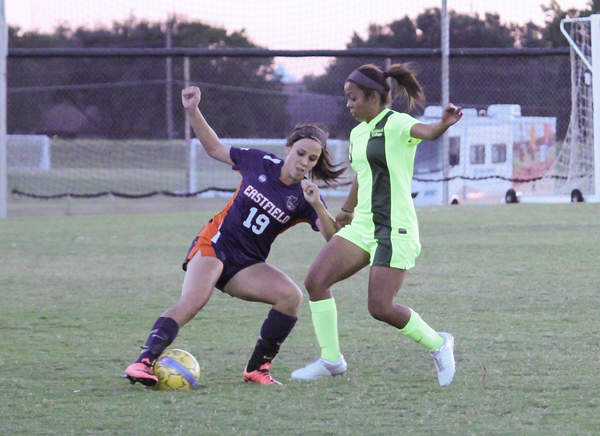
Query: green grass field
1 200 599 435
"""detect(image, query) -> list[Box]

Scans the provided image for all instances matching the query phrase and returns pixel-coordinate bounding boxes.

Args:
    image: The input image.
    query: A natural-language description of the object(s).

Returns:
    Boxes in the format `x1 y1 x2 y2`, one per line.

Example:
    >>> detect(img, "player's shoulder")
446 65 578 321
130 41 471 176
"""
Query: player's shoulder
385 111 421 137
235 147 282 162
387 110 419 125
231 148 284 172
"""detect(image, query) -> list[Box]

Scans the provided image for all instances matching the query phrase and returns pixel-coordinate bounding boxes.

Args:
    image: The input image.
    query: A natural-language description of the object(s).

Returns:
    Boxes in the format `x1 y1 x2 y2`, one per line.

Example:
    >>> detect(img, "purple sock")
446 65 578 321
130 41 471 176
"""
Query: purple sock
246 309 298 372
137 317 179 364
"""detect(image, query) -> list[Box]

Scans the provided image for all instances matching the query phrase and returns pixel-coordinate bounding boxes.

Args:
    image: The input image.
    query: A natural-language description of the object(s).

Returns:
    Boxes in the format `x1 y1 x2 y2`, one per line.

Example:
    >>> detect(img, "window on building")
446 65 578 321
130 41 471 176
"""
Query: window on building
449 137 460 166
470 144 485 165
492 143 507 163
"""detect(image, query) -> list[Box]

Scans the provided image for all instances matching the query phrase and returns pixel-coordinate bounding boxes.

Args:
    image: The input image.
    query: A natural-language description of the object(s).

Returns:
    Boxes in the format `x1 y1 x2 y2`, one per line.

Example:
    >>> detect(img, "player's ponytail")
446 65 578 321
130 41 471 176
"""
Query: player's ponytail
385 63 425 112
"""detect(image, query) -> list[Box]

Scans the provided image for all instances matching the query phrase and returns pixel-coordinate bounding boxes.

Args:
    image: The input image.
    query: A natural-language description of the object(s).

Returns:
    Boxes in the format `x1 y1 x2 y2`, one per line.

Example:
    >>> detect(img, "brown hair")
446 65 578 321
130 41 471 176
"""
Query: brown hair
286 124 346 186
348 63 425 112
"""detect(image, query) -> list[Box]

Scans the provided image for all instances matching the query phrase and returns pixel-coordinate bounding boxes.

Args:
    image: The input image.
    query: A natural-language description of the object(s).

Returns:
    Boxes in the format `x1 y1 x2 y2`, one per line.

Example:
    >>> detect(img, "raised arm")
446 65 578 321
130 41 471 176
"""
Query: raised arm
301 180 337 241
410 103 463 141
182 86 233 166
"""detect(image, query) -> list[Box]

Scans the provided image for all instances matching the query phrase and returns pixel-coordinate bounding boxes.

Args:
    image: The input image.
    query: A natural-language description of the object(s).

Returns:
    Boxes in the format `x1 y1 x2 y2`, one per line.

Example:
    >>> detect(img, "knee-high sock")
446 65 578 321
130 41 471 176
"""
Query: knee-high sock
246 309 298 372
309 298 341 362
137 317 179 363
399 309 443 351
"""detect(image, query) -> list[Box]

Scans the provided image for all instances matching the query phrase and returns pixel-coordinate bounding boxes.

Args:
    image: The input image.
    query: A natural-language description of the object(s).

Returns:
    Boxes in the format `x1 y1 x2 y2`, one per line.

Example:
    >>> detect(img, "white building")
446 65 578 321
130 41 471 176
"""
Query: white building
411 104 556 206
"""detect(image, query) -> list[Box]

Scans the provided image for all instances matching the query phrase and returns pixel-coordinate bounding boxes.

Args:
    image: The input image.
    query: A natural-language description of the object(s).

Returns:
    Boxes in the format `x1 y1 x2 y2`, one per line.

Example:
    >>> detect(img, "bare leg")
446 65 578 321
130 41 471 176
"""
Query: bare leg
296 235 370 364
223 262 302 316
304 235 370 300
161 253 223 326
124 253 222 386
367 266 411 329
368 266 443 351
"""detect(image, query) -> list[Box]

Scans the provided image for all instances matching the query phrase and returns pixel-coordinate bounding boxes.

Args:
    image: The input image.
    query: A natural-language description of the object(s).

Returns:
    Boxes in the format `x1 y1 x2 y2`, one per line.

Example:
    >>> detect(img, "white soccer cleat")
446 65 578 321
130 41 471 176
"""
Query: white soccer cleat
430 332 456 387
291 355 347 380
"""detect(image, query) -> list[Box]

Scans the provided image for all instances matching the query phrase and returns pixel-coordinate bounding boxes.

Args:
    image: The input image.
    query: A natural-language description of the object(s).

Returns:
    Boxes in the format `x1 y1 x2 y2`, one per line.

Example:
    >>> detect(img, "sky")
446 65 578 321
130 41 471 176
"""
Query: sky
4 0 592 79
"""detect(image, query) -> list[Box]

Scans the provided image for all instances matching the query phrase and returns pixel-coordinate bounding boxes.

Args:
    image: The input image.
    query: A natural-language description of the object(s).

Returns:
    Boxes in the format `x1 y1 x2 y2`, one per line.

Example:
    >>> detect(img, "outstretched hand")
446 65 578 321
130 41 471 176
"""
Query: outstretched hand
442 103 463 127
182 86 202 110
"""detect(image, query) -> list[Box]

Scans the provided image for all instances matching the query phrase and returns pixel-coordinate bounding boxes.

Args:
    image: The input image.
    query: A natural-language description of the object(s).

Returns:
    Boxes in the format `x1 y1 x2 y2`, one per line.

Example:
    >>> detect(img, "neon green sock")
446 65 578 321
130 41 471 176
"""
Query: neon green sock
309 298 341 362
399 309 443 351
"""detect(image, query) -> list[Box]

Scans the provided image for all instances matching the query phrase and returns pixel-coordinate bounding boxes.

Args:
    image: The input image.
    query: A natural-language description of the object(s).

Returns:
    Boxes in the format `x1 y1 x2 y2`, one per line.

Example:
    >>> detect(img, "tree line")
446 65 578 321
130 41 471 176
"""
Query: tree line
7 1 598 139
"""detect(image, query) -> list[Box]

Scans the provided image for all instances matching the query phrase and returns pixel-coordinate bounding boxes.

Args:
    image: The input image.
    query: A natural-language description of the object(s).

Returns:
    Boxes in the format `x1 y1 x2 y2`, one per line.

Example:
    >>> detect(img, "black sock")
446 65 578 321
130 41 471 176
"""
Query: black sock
246 309 297 372
137 317 180 364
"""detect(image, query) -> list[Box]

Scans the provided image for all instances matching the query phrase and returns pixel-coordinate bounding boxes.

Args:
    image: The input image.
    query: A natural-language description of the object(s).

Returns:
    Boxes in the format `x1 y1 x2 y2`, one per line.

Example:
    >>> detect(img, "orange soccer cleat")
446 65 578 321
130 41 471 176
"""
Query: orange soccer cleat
123 358 158 387
243 362 282 386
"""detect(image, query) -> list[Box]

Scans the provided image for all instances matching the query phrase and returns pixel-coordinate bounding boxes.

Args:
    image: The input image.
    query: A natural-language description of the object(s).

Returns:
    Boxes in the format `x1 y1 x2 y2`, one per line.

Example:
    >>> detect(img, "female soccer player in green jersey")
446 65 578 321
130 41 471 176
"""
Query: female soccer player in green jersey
292 63 463 386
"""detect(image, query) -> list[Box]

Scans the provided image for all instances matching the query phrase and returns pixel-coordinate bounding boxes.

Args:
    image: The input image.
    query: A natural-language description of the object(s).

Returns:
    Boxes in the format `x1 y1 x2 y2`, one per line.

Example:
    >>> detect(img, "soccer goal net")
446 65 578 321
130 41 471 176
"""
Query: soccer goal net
530 15 600 202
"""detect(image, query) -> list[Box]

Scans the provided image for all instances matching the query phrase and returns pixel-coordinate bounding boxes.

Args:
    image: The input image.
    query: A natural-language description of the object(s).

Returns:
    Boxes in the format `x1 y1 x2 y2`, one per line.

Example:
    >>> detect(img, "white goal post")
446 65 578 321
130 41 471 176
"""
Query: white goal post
519 15 600 203
561 14 600 202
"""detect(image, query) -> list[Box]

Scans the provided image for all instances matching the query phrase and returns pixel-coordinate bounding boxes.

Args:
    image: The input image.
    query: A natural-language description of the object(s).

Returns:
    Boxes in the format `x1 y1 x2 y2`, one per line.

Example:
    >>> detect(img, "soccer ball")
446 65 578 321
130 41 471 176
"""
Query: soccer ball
153 349 201 391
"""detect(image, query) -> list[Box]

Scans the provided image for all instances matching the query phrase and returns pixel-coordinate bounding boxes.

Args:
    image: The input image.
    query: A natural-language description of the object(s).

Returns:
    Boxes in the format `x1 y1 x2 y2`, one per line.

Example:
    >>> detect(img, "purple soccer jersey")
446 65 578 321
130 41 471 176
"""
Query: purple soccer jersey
211 147 321 265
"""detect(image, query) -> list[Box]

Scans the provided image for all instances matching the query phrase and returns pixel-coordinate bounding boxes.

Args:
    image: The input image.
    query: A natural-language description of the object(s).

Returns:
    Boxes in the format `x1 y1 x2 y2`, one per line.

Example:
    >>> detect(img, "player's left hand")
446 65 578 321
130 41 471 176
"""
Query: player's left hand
442 103 463 126
301 179 320 205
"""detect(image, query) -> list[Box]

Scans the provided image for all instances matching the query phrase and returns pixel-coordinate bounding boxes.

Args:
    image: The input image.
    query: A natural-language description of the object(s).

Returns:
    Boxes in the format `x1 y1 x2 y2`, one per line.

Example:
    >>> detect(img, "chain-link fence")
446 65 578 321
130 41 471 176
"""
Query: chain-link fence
7 48 573 205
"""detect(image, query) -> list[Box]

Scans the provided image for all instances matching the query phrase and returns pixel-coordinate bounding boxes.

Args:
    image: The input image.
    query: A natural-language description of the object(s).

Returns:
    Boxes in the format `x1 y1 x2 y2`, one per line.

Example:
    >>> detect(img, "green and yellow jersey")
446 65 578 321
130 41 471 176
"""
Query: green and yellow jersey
349 108 422 242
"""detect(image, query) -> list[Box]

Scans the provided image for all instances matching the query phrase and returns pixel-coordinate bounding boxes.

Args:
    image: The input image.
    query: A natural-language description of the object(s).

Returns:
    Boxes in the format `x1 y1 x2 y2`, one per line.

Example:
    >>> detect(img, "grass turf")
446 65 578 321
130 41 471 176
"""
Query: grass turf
1 201 599 435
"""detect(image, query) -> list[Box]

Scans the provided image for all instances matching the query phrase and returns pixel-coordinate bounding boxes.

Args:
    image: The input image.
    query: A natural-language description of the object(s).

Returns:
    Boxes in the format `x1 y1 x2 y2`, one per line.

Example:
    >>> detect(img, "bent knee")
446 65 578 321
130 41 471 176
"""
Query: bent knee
304 271 326 295
283 285 303 308
368 300 392 322
274 284 303 316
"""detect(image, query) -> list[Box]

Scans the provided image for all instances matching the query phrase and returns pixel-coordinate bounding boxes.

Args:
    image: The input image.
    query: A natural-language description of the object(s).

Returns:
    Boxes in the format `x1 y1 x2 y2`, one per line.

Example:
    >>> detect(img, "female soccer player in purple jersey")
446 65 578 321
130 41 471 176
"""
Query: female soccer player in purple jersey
123 85 345 386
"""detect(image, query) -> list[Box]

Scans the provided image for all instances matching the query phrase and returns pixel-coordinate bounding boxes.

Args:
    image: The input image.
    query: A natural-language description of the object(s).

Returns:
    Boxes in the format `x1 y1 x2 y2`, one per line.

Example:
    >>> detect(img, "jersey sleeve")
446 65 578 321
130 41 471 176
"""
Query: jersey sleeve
230 147 260 171
230 147 284 173
392 113 422 148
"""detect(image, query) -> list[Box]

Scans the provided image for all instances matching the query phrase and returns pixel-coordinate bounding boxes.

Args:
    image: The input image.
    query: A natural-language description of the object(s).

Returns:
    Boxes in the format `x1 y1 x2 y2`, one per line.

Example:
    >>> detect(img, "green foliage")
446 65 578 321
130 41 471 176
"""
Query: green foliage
8 16 288 139
1 200 599 435
304 2 595 139
541 0 596 47
344 2 596 50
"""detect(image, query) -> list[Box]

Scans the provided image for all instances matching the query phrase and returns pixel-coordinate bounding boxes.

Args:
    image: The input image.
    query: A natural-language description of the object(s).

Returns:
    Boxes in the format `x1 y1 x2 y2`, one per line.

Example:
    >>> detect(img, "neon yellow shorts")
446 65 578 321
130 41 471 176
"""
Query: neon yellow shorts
336 222 421 269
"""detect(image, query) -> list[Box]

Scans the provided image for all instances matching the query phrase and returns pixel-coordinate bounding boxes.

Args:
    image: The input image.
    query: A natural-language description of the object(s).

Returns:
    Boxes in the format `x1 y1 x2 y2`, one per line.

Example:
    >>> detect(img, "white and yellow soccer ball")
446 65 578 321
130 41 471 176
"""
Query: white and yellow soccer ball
153 349 200 391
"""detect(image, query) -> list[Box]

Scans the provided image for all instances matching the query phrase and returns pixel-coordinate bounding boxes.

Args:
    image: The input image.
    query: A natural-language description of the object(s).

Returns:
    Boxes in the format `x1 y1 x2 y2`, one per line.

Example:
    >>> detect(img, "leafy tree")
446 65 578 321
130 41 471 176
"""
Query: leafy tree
345 8 515 49
7 16 288 139
304 8 520 101
304 4 594 139
540 0 597 47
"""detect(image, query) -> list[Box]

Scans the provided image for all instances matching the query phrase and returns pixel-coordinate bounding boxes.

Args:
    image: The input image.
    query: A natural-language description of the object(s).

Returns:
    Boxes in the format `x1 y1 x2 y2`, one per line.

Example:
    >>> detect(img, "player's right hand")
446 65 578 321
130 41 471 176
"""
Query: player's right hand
334 209 353 231
182 86 201 110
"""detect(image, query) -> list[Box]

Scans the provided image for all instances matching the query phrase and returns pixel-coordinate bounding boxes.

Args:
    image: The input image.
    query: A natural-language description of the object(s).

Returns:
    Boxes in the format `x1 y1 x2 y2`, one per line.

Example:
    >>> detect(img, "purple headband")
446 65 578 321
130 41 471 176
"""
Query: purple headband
288 126 327 147
347 70 387 95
